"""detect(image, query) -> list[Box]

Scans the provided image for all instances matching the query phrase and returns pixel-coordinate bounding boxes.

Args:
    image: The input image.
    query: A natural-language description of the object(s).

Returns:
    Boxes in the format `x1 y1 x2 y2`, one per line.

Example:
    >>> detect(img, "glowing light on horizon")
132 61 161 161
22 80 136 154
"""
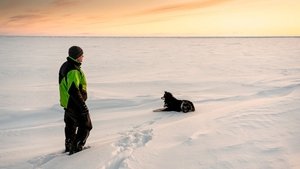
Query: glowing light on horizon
0 0 299 36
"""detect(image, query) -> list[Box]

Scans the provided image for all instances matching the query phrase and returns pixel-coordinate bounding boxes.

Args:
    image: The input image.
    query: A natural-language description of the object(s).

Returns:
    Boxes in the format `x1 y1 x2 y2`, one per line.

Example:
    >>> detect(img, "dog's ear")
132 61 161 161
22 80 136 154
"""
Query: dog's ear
166 91 172 95
165 91 171 94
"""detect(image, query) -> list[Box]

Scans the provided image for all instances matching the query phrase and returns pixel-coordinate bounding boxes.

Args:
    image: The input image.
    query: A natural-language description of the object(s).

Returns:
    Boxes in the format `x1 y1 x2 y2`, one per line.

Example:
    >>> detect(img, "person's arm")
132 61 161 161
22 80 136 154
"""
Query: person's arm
67 70 89 115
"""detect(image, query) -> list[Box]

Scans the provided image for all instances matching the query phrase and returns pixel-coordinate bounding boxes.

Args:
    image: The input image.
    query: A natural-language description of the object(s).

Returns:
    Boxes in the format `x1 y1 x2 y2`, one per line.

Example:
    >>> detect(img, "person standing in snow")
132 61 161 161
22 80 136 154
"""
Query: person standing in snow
59 46 92 155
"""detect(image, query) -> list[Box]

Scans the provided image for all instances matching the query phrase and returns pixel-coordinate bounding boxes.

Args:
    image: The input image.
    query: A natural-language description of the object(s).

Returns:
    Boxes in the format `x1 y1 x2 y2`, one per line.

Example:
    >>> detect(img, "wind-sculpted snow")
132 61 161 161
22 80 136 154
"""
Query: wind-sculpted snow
0 37 299 169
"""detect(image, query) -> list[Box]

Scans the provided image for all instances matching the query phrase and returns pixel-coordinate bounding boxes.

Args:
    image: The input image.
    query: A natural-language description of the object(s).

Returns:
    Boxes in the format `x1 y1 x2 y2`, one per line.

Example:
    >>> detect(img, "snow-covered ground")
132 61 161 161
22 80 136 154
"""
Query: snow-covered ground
0 37 299 169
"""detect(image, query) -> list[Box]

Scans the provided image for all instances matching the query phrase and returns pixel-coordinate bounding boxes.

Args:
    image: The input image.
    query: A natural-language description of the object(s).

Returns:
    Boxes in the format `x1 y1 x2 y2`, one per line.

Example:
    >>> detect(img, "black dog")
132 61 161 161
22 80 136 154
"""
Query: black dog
154 91 195 113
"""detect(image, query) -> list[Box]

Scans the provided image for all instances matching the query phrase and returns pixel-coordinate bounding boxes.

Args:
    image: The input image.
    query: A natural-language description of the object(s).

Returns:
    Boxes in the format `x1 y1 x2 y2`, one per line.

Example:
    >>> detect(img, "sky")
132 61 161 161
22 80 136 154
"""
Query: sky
0 0 299 36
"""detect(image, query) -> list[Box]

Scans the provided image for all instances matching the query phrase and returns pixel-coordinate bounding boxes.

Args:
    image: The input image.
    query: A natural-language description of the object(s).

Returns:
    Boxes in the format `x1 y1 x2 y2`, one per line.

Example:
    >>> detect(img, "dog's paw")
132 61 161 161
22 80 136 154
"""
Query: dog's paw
153 108 165 112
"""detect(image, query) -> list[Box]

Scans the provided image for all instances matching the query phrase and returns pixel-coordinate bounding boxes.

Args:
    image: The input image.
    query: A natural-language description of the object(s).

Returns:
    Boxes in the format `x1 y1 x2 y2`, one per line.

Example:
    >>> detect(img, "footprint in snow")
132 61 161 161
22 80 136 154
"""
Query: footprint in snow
103 129 153 169
117 129 153 151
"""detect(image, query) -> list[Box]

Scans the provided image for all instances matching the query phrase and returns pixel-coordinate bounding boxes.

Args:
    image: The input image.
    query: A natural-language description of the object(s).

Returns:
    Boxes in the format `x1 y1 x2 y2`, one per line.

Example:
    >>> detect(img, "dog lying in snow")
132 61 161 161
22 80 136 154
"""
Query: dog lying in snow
154 91 195 113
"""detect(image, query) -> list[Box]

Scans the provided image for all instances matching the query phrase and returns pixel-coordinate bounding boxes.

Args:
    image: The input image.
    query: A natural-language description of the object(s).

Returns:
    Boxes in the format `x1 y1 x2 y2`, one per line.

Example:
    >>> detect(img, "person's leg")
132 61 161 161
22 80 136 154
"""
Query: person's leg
64 111 76 152
70 113 92 154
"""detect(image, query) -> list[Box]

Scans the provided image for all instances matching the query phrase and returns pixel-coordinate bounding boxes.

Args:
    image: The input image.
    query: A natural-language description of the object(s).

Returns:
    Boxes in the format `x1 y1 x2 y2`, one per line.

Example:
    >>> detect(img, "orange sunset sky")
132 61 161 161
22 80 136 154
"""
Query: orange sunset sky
0 0 299 36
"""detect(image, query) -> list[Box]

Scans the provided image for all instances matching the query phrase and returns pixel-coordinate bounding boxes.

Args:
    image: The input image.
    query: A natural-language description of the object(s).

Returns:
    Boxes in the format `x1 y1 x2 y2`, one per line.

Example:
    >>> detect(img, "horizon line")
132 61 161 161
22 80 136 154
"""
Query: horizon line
1 35 300 38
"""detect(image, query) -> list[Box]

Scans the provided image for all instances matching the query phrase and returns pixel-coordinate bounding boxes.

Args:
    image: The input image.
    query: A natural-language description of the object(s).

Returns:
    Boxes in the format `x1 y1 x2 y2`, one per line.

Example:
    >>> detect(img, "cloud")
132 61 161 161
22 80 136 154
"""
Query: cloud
102 0 232 29
2 14 48 27
51 0 80 7
136 0 231 16
9 14 42 22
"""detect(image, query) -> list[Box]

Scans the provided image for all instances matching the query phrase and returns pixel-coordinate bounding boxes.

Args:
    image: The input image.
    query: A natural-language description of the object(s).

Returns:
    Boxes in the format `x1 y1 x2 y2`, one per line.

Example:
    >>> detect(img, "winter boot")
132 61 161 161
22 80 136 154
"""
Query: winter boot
65 139 72 152
69 141 83 155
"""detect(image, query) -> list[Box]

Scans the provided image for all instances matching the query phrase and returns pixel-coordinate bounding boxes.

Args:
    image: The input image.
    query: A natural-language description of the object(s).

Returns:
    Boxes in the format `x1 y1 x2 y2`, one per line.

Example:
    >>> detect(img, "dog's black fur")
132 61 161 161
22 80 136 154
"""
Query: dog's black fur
156 91 195 113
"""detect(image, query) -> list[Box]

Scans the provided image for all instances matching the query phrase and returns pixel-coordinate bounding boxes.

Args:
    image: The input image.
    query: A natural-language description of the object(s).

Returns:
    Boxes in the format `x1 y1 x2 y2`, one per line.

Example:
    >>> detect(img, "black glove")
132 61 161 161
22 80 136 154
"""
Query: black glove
80 103 89 116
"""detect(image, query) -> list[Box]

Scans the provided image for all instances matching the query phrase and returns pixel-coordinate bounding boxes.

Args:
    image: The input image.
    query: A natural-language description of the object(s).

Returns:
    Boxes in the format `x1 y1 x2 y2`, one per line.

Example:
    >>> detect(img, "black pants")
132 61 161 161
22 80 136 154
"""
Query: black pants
64 109 92 147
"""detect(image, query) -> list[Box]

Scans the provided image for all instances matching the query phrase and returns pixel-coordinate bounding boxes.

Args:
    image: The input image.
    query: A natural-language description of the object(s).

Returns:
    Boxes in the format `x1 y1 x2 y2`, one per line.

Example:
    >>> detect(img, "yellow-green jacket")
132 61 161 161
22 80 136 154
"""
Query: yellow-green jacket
59 57 88 115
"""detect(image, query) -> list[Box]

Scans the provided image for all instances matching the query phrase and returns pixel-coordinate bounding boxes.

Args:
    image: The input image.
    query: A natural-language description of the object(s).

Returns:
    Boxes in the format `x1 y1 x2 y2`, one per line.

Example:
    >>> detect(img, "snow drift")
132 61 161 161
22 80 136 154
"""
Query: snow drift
0 37 299 169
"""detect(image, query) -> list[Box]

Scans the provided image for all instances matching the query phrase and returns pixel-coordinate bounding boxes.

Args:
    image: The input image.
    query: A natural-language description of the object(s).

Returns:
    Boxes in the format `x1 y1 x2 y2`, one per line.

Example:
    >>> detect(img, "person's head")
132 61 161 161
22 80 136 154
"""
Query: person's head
69 46 84 63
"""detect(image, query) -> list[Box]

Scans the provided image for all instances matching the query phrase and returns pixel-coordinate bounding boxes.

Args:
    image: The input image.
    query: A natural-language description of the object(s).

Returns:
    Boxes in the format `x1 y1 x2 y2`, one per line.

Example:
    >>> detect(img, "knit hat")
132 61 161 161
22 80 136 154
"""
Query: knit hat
68 46 83 59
